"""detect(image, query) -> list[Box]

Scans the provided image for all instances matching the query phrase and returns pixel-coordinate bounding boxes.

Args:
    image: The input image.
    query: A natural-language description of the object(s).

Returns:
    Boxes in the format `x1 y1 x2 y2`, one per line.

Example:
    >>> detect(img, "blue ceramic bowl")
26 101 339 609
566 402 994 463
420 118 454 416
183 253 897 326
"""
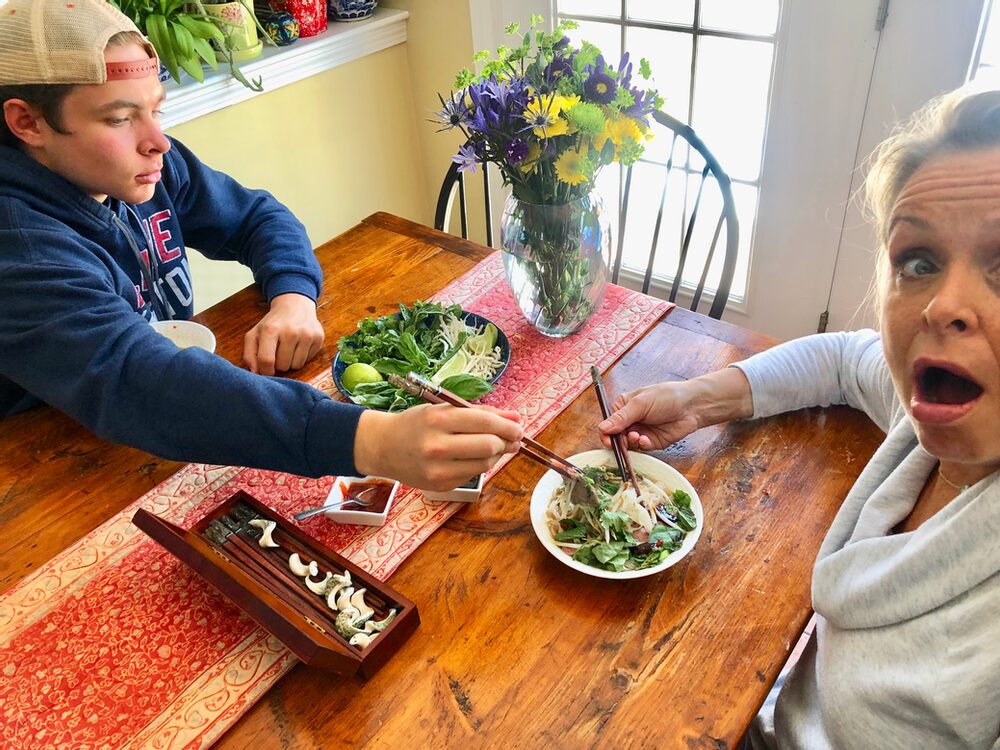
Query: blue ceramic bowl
333 311 510 404
328 0 377 21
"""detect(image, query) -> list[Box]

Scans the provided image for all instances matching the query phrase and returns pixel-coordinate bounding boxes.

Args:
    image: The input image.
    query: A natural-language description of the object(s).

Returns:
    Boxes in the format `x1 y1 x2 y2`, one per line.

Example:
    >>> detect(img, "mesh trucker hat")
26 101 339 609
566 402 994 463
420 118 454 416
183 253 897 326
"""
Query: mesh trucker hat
0 0 159 85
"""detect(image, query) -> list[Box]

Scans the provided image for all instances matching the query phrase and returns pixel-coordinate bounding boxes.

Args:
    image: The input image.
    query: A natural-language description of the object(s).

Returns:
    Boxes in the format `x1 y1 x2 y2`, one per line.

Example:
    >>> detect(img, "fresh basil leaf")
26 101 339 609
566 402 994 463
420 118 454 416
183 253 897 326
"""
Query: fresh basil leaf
366 358 410 377
672 489 692 508
676 505 697 532
439 374 493 401
389 391 419 412
398 332 429 369
349 381 395 409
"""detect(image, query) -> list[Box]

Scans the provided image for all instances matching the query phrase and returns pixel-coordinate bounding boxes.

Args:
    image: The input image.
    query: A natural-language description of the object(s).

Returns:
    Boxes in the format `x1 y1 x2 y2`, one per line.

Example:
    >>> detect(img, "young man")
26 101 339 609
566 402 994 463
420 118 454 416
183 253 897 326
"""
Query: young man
0 0 522 490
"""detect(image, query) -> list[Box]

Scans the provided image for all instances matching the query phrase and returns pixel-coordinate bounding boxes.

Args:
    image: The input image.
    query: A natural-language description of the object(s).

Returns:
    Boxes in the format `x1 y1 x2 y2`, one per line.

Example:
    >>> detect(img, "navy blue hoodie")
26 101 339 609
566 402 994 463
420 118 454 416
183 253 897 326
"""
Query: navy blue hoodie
0 137 363 477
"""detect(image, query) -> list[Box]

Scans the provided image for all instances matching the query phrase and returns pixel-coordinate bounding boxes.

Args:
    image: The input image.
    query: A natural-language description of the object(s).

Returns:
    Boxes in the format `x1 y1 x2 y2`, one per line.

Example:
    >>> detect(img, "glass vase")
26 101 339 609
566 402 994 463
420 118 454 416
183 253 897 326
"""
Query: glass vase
500 191 610 338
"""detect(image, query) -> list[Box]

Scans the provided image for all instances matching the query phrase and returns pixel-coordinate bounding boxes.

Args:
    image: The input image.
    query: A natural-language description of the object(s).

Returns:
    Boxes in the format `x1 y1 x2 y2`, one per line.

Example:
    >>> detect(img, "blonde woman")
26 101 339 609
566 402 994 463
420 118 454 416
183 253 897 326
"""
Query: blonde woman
601 89 1000 748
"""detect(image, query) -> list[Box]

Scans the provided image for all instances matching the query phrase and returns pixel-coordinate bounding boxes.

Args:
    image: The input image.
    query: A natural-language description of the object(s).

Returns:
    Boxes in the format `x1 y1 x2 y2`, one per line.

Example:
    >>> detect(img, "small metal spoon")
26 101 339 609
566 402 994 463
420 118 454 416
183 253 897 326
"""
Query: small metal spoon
293 487 377 521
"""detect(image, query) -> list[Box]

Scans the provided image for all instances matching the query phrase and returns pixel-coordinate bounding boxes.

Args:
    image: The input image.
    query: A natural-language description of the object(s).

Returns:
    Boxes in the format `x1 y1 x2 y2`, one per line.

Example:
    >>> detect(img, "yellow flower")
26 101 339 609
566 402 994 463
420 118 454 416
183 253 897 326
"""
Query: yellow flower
554 147 590 186
553 94 580 112
524 95 569 138
594 114 644 153
521 141 542 173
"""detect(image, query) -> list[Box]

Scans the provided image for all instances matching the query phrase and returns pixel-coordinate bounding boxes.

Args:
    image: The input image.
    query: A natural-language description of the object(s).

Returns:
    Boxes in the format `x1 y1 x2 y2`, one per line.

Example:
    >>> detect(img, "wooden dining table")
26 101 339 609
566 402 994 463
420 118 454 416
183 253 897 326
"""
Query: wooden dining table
0 212 883 748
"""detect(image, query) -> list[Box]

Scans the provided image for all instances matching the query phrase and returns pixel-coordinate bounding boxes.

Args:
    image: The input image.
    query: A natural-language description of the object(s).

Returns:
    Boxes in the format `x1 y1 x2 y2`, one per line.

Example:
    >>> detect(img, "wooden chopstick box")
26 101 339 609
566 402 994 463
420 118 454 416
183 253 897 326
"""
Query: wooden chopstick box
132 490 418 678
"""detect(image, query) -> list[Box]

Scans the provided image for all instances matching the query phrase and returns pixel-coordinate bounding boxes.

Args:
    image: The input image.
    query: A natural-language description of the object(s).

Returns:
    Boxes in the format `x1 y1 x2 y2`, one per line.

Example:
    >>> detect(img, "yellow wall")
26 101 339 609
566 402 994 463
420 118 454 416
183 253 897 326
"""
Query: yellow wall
380 0 473 214
167 5 476 311
166 38 419 308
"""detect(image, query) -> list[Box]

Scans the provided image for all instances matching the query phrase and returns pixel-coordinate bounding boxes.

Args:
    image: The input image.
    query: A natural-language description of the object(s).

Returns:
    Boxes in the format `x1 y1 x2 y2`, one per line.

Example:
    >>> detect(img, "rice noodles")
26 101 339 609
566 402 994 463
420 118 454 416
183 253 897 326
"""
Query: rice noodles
544 463 697 572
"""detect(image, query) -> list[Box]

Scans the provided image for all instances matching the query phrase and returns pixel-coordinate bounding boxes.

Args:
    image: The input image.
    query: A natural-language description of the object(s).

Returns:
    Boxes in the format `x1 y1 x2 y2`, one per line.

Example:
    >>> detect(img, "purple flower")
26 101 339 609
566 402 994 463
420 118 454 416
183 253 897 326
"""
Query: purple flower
505 139 529 165
585 69 617 104
617 52 633 90
453 143 479 173
463 75 530 137
624 87 659 120
433 91 470 131
544 55 573 82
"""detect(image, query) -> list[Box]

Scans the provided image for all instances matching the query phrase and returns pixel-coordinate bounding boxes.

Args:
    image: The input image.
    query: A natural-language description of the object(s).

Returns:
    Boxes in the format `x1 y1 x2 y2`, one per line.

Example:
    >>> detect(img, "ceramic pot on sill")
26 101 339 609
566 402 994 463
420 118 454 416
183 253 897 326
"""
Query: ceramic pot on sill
202 0 264 61
328 0 377 22
269 0 328 37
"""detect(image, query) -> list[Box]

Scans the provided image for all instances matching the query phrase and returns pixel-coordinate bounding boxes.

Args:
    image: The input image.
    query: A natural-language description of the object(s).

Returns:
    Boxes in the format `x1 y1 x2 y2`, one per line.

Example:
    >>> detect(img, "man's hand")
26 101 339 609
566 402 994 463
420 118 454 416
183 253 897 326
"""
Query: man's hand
243 293 325 375
354 404 523 491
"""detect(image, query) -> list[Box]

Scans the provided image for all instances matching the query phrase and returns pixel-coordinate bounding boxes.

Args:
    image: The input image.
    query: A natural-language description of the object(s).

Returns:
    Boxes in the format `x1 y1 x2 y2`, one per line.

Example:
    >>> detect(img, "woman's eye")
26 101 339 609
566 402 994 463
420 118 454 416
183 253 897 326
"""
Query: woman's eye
897 254 937 278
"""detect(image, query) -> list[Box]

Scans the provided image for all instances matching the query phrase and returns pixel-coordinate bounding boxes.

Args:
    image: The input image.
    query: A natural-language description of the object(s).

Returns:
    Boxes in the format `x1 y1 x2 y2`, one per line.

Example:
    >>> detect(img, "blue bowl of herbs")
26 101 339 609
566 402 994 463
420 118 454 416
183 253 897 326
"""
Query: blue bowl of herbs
333 301 510 411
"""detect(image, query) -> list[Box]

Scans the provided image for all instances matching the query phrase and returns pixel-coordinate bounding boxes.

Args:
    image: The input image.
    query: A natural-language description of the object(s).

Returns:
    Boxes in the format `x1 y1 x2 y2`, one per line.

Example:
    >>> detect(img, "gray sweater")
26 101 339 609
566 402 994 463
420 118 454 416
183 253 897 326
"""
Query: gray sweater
734 330 1000 750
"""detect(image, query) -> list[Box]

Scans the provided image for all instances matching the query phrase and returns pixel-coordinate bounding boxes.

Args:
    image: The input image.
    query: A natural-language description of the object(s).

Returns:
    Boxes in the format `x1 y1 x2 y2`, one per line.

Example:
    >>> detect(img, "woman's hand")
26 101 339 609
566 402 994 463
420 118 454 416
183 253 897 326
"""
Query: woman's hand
598 368 754 451
353 404 524 491
243 293 325 375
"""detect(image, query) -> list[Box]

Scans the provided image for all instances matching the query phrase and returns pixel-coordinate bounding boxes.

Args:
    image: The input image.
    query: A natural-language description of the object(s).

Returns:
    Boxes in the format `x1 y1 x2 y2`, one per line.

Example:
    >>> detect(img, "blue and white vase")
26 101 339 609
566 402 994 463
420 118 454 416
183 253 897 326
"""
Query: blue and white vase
328 0 377 22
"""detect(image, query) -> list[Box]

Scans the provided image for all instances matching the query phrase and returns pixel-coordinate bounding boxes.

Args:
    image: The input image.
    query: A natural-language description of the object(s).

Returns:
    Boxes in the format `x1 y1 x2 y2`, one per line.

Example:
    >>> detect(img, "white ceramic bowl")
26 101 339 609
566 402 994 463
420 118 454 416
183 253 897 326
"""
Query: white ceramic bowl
320 476 399 527
423 474 485 504
149 320 216 353
529 449 703 580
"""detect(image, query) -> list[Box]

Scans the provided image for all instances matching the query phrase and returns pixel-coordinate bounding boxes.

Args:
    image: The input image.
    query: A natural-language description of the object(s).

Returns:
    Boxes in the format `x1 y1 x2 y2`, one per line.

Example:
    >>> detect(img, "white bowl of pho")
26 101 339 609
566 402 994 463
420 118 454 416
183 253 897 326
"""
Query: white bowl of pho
530 449 702 580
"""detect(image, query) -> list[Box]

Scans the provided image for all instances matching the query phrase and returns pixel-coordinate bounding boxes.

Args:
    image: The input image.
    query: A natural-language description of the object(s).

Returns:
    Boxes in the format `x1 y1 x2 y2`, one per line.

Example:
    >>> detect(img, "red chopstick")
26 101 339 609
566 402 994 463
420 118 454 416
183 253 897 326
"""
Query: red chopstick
590 366 641 496
387 373 585 480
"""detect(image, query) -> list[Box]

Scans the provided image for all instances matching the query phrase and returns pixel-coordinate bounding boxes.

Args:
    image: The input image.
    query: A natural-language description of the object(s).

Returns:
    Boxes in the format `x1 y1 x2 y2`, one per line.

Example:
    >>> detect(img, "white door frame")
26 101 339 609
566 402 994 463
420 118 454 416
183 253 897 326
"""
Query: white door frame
824 0 984 334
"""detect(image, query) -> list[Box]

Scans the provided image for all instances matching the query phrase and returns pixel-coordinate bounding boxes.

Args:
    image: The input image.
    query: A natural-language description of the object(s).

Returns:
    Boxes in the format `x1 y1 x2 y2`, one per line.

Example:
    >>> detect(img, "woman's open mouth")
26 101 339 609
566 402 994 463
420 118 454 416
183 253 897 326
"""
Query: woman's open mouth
911 360 984 424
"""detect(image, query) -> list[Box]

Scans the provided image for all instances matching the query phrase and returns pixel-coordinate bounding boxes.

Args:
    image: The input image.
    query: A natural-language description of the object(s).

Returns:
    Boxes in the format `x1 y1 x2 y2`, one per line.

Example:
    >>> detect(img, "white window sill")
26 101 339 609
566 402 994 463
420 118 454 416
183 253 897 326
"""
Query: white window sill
161 7 408 129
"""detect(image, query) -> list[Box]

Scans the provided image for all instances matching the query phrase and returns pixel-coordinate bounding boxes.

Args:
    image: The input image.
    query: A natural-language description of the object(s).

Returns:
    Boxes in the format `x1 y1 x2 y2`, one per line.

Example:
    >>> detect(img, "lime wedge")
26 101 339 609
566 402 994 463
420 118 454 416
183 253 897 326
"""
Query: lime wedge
466 323 498 356
432 349 468 384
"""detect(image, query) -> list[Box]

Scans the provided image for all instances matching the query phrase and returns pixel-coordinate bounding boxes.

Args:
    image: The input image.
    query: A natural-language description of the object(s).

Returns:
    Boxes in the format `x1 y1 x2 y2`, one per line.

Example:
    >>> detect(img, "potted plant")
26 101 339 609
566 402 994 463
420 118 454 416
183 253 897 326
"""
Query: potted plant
109 0 265 91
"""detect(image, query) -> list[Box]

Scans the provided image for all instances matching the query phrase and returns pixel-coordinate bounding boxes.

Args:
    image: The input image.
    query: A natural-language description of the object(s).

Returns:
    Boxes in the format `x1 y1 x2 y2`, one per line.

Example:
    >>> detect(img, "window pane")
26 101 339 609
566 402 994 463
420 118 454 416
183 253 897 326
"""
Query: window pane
701 0 779 36
625 26 693 123
974 4 1000 83
559 0 620 19
691 36 773 181
628 0 694 26
562 19 622 62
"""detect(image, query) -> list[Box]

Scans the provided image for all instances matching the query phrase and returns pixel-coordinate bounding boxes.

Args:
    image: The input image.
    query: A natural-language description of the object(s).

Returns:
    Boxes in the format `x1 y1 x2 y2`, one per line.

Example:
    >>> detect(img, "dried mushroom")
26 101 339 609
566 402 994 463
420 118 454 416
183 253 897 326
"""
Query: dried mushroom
248 519 280 548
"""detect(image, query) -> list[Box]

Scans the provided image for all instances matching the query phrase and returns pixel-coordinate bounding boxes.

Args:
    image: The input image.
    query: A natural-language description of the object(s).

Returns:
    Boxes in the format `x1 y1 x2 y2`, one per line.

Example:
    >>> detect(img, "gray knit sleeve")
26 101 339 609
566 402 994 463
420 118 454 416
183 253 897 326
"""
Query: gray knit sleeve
730 329 901 434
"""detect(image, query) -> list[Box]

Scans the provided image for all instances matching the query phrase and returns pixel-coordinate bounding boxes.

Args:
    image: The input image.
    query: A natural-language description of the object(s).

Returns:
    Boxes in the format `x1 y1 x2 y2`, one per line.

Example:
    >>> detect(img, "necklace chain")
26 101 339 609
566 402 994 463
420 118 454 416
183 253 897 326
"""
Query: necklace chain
937 466 970 493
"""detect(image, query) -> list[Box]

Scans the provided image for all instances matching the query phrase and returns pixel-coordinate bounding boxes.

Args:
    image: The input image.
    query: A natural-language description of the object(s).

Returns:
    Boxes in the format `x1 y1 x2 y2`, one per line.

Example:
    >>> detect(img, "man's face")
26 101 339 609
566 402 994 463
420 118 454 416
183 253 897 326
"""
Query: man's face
32 43 170 204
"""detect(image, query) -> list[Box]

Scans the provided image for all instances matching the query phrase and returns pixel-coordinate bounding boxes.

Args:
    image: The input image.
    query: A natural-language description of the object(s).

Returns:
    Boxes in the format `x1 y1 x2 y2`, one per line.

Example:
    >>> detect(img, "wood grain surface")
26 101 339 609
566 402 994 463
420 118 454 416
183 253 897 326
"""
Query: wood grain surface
0 212 883 748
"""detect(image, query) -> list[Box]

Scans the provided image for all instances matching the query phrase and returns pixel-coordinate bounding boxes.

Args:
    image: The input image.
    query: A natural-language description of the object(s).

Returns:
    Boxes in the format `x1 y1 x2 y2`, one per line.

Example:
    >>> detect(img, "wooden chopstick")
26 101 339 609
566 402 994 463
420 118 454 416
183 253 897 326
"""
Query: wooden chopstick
386 373 585 480
590 366 641 496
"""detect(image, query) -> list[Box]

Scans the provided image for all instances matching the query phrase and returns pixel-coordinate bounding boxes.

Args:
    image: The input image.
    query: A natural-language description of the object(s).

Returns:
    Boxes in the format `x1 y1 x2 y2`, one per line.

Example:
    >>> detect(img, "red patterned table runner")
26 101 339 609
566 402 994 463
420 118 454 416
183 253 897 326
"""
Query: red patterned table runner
0 253 671 749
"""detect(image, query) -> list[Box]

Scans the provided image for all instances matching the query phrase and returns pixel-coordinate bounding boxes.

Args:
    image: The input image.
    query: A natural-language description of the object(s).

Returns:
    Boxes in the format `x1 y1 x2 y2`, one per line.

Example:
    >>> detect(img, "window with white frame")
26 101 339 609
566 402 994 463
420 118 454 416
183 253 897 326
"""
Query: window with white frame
972 0 1000 81
557 0 779 302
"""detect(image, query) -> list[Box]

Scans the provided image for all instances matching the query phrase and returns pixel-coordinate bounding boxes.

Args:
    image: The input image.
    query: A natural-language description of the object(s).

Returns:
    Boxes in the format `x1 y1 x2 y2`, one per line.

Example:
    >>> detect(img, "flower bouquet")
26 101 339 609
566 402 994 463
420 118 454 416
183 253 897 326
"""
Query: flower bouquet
434 16 662 336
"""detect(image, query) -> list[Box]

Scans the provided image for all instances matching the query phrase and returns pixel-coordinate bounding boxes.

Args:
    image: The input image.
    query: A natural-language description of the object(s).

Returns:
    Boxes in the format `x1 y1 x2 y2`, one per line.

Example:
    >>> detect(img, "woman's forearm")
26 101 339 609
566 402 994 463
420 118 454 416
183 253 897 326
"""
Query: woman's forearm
687 366 755 429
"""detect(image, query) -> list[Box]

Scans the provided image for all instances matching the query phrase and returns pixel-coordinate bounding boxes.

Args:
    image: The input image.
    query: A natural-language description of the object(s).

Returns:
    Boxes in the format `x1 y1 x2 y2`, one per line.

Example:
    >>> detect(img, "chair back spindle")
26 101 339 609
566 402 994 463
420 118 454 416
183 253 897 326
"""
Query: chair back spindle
434 111 739 319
